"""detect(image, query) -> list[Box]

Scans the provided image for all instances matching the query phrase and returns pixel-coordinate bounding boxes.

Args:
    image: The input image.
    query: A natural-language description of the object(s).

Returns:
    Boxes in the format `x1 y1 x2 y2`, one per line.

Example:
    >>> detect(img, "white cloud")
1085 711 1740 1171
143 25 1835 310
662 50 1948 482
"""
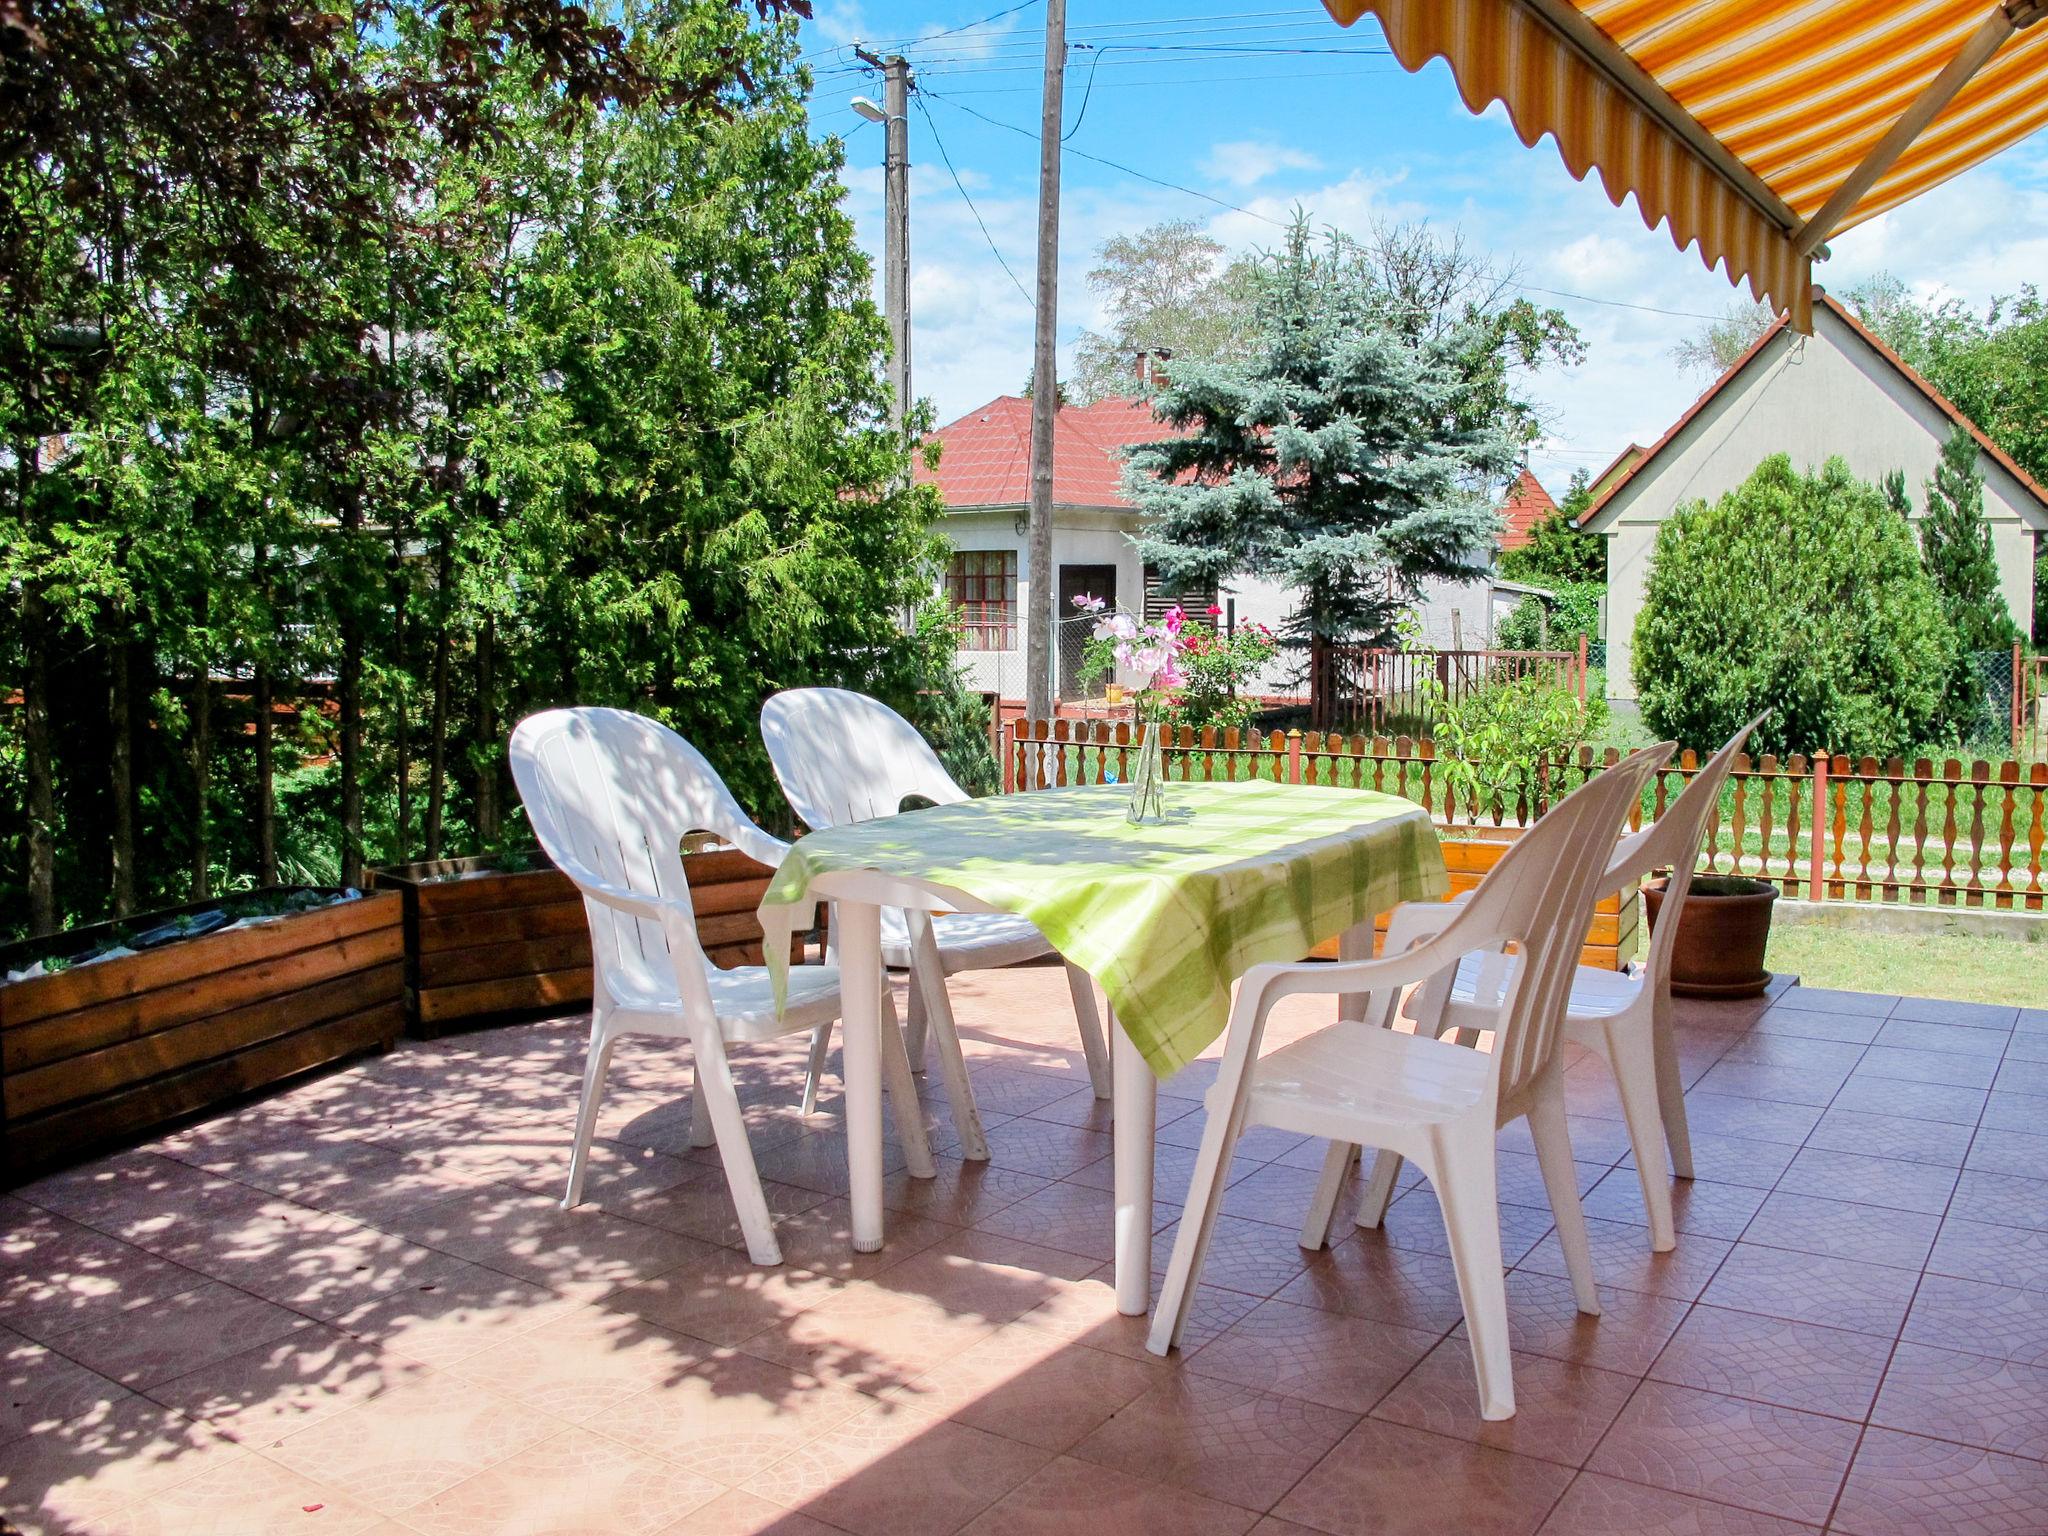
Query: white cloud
1202 140 1324 189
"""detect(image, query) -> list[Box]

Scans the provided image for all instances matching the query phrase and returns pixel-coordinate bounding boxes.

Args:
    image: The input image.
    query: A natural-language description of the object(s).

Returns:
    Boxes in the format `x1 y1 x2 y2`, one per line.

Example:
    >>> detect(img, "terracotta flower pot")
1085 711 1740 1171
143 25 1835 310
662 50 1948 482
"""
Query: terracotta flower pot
1644 875 1777 999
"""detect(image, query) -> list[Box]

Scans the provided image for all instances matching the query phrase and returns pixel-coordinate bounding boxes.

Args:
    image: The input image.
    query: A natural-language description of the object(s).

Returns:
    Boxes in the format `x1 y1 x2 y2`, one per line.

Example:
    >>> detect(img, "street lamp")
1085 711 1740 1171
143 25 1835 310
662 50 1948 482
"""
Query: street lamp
850 95 889 124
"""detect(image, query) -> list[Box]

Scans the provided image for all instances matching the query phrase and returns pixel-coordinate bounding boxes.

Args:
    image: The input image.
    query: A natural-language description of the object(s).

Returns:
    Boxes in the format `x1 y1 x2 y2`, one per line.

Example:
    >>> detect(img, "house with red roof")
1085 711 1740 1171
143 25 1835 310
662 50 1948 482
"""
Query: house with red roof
920 391 1561 703
1498 469 1557 550
1580 289 2048 700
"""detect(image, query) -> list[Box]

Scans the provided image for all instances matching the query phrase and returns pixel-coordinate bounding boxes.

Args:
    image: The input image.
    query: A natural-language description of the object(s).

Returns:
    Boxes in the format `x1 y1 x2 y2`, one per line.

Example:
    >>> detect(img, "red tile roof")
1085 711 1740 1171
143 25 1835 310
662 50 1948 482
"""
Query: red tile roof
1498 468 1558 549
916 395 1177 509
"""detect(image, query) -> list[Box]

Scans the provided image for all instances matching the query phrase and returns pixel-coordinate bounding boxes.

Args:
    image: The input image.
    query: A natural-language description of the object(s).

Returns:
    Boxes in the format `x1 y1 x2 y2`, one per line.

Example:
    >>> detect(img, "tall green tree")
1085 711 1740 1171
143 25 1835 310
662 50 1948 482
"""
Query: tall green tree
1920 425 2020 738
1124 215 1569 648
1499 468 1605 585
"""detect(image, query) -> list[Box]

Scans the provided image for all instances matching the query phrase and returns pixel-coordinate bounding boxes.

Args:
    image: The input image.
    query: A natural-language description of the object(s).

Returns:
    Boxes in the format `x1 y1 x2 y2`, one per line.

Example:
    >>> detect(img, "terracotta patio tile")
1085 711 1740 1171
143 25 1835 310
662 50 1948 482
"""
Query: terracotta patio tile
1187 1298 1440 1413
1374 1186 1555 1268
1579 1170 1766 1240
1929 1217 2048 1292
963 1066 1090 1119
43 1279 310 1392
1827 1075 1988 1126
1516 1217 1732 1302
1713 1034 1865 1072
449 1305 706 1423
1071 1371 1358 1513
142 1323 428 1443
1903 1274 2048 1366
1014 1271 1258 1359
1535 1471 1820 1535
1452 1270 1692 1377
657 1488 844 1535
740 1396 1050 1536
600 1253 849 1352
881 1157 1050 1229
1738 1191 1939 1270
1887 998 2018 1030
1585 1381 1858 1526
1371 1337 1636 1467
0 1328 132 1448
1965 1127 2048 1179
622 1174 832 1251
1749 1006 1885 1044
1273 1237 1474 1335
1667 1093 1823 1147
1948 1170 2048 1233
1853 1043 2000 1090
1154 1115 1306 1161
1771 1146 1960 1216
99 1449 384 1536
0 1214 212 1347
1871 1341 2048 1461
1690 1059 1845 1108
1874 1016 2014 1055
1700 1244 1918 1337
1648 1305 1892 1420
958 1454 1258 1536
401 1425 722 1535
1803 1108 1974 1167
339 1257 589 1368
1218 1161 1351 1228
1272 1416 1573 1536
975 1182 1122 1263
385 1186 721 1291
1833 1427 2048 1536
0 1390 249 1536
888 1323 1165 1450
606 1348 868 1486
1769 988 1897 1019
1151 1214 1316 1299
265 1371 566 1515
1618 1129 1798 1190
1981 1088 2048 1133
967 1119 1114 1181
741 1281 1003 1393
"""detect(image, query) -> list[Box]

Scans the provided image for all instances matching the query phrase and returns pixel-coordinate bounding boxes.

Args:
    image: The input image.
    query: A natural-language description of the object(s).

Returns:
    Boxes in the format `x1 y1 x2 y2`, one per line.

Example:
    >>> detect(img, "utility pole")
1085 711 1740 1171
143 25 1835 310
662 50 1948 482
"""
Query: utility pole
1023 0 1066 719
854 50 913 434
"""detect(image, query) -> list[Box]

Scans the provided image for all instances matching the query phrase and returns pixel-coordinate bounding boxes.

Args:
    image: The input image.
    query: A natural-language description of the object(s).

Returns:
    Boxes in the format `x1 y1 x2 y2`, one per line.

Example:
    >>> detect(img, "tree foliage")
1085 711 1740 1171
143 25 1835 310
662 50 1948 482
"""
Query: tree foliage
1123 215 1576 648
0 0 976 940
1633 456 1953 757
1498 581 1602 652
1070 221 1261 404
1920 426 2020 739
1670 300 1776 380
1498 469 1605 585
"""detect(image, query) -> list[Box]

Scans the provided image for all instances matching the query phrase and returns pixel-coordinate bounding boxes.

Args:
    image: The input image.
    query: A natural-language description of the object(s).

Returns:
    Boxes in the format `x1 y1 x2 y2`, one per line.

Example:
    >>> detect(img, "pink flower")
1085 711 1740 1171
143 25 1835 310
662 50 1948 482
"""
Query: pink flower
1206 604 1222 617
1163 605 1186 634
1071 593 1107 611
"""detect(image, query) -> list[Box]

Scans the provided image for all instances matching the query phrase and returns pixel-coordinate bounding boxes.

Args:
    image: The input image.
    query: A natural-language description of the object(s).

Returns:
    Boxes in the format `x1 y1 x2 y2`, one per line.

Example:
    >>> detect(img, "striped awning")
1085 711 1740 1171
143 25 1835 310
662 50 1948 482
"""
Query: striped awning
1321 1 2048 331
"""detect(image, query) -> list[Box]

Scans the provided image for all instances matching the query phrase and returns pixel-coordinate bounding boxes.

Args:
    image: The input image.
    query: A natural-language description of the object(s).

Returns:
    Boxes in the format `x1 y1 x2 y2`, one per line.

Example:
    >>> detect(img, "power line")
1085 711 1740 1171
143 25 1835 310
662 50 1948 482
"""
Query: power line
913 92 1036 310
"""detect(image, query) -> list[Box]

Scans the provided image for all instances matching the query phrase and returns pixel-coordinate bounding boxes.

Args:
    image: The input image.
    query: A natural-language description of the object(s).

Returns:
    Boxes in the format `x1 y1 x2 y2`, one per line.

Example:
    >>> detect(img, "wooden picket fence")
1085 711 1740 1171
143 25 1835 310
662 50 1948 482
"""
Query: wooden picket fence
1306 638 1589 731
1004 719 2048 913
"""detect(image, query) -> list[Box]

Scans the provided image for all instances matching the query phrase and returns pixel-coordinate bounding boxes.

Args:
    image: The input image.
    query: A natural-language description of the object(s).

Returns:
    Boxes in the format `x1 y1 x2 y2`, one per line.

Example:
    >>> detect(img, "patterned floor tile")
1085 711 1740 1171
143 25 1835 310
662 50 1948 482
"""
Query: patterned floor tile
1647 1305 1892 1420
1833 1427 2048 1536
1273 1416 1573 1536
1372 1337 1636 1467
1186 1298 1439 1413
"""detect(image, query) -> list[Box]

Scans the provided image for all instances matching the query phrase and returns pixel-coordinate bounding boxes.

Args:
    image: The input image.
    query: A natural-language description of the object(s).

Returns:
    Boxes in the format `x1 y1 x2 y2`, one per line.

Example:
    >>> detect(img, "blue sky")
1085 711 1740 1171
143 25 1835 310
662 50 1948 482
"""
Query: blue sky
798 2 2048 497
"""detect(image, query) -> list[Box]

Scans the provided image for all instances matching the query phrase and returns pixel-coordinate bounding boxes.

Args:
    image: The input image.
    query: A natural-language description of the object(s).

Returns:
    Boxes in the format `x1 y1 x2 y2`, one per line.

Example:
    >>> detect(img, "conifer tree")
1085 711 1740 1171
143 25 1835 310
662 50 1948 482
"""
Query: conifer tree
1920 425 2020 738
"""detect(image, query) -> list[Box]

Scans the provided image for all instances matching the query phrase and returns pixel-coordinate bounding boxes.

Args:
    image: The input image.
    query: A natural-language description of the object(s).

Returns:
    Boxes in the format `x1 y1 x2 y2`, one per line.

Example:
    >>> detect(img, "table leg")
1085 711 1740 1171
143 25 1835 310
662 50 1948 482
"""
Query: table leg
1112 1014 1156 1316
1338 918 1373 1022
838 899 885 1253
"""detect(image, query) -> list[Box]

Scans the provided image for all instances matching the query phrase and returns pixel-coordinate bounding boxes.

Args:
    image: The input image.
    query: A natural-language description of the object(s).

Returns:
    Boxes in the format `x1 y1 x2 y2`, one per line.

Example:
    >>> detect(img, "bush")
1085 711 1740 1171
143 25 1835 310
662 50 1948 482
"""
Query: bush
1633 455 1954 756
1497 581 1603 652
1422 673 1602 822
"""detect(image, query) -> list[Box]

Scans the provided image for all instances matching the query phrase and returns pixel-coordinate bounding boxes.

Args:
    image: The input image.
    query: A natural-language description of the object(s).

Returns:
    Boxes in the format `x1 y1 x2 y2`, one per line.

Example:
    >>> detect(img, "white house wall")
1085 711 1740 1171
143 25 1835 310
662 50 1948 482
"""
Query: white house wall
1594 304 2044 700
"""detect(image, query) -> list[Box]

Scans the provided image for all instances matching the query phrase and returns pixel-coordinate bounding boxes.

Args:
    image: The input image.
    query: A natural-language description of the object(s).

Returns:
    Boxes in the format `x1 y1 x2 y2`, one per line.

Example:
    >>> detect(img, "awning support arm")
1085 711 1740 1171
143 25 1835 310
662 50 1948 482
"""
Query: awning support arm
1795 0 2046 258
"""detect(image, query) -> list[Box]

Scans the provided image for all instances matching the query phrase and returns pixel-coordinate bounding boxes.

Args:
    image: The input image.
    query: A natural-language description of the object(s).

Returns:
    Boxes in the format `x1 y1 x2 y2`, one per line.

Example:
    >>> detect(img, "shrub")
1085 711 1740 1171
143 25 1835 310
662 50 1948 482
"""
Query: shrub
1421 673 1601 822
1633 455 1953 756
1497 581 1603 652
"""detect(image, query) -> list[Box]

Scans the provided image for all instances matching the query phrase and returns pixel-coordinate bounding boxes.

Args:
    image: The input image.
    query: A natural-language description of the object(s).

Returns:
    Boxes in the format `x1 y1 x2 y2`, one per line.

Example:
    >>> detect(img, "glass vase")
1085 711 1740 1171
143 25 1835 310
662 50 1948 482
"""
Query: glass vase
1127 721 1167 824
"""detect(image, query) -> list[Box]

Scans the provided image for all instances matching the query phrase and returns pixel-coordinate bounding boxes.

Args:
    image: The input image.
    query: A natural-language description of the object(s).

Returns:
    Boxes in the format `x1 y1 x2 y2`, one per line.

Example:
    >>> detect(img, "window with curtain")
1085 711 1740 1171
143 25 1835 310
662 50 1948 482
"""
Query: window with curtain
946 551 1018 649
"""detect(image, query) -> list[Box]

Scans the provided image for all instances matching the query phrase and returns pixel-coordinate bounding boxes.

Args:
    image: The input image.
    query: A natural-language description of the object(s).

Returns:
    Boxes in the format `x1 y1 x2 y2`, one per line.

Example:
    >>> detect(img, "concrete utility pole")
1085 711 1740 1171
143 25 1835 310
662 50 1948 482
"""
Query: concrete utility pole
1023 0 1066 719
853 50 913 434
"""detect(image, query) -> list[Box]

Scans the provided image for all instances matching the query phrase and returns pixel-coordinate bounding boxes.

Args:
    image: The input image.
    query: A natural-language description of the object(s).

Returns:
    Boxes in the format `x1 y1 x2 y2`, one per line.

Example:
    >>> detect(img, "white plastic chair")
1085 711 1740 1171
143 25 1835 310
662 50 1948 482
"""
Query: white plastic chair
1147 744 1670 1420
1356 715 1766 1251
509 707 933 1266
760 688 1112 1161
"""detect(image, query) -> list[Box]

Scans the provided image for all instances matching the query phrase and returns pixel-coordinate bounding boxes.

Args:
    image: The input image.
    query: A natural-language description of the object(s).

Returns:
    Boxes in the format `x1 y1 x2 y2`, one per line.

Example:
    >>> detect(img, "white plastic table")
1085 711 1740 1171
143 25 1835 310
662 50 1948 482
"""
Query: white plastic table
760 781 1448 1313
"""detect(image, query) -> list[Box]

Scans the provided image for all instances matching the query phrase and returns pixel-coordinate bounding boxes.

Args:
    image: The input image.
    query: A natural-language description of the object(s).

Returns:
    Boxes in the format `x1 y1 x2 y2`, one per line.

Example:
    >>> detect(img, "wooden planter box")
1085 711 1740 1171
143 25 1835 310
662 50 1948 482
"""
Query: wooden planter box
0 891 404 1182
1309 827 1639 970
371 845 800 1038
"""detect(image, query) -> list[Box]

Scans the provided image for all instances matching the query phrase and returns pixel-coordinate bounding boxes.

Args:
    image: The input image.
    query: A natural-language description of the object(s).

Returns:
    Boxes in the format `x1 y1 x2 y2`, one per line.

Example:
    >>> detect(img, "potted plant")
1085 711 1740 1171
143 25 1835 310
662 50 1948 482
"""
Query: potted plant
1643 874 1777 998
0 887 404 1180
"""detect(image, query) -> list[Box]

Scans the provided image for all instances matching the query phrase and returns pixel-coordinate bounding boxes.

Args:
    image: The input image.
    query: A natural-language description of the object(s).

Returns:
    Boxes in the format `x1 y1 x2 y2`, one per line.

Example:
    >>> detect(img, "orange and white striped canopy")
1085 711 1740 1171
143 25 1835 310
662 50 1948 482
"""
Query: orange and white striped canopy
1321 1 2048 330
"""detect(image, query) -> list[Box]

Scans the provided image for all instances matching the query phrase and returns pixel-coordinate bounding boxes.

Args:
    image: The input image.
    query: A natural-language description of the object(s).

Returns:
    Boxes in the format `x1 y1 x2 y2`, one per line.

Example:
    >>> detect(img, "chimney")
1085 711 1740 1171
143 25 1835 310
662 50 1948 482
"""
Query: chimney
1133 347 1174 392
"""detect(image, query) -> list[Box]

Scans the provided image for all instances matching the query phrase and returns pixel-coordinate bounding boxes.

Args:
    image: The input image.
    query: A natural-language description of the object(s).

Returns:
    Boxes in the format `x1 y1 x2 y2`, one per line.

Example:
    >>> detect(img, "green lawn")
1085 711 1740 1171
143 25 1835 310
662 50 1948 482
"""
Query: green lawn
1765 922 2047 1009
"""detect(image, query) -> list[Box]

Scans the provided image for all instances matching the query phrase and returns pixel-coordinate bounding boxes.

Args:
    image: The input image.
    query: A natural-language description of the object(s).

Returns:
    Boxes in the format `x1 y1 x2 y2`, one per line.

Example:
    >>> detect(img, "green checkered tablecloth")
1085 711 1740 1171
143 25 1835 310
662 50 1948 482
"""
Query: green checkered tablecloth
758 780 1449 1077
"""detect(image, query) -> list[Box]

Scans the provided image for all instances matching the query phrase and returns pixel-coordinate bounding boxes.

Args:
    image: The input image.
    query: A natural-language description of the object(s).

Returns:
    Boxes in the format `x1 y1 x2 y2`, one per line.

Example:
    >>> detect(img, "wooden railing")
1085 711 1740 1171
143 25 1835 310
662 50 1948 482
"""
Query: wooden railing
1307 639 1588 730
1004 720 2048 913
2017 644 2047 761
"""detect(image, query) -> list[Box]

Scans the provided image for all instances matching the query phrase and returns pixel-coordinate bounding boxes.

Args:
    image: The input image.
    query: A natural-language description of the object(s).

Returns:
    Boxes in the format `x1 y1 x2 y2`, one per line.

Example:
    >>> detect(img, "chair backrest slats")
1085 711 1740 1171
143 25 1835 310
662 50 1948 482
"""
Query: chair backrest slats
761 688 967 835
510 707 779 1009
